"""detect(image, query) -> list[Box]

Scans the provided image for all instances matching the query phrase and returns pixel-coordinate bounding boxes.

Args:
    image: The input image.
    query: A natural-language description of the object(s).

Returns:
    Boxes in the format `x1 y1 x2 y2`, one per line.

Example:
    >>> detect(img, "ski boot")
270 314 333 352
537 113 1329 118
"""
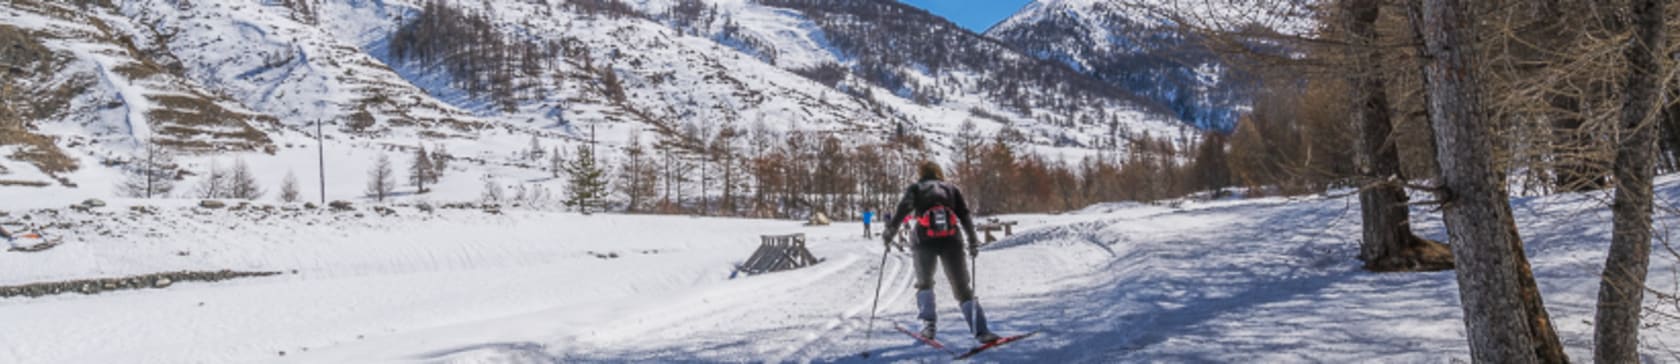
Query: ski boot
916 289 938 340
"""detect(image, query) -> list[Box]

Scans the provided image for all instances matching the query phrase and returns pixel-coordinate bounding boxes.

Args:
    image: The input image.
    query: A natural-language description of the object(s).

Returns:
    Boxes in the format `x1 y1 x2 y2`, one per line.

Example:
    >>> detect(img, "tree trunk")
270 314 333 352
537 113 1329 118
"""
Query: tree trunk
1344 0 1454 272
1594 0 1666 361
1416 0 1568 362
1661 87 1680 172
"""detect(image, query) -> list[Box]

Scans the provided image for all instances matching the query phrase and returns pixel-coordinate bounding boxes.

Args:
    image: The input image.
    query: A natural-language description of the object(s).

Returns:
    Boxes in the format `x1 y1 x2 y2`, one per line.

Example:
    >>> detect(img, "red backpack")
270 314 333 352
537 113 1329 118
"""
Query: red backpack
915 183 960 239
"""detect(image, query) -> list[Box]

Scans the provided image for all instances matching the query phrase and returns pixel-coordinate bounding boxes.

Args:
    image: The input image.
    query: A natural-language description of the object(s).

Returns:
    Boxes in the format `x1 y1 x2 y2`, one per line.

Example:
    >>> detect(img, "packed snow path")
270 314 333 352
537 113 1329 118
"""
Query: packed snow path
8 179 1680 363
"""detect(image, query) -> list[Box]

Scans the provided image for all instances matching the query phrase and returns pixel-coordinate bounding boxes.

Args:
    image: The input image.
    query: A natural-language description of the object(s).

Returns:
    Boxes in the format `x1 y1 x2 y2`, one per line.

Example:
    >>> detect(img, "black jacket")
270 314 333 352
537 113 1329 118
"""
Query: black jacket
884 178 978 245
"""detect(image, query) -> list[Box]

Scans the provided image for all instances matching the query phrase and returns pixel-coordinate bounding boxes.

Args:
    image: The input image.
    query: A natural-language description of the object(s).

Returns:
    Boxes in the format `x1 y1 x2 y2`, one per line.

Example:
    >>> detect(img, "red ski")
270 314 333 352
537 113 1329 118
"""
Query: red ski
893 323 953 354
952 331 1038 360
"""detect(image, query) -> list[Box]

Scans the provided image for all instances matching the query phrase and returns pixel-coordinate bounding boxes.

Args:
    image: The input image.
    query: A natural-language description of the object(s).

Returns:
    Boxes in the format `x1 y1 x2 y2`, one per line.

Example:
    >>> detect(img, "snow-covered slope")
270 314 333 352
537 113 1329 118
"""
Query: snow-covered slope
5 172 1680 363
0 0 280 152
632 0 1193 149
119 0 490 137
987 0 1316 131
0 0 1194 206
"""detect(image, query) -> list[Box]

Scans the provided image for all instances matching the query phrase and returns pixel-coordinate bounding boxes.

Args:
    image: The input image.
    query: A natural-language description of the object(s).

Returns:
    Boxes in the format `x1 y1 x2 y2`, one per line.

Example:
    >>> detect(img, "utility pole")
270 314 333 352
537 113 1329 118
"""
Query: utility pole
317 120 327 204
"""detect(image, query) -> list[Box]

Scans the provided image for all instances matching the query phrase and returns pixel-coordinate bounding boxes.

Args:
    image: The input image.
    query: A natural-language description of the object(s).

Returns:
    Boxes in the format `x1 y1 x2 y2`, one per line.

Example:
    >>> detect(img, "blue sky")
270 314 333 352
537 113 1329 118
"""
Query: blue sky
898 0 1035 33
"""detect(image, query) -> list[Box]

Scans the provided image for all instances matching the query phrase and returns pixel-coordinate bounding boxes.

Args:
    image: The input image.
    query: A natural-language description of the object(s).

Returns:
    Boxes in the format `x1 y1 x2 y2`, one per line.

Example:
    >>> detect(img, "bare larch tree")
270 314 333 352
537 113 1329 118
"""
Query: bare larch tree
1594 0 1669 361
1342 0 1453 272
1416 0 1568 361
367 153 395 202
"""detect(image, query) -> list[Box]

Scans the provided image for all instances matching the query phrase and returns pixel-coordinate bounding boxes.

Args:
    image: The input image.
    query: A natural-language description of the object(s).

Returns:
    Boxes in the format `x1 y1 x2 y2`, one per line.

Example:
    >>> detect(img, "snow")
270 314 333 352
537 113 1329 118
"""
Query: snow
0 0 1197 213
4 1 1670 361
993 0 1317 37
8 175 1680 362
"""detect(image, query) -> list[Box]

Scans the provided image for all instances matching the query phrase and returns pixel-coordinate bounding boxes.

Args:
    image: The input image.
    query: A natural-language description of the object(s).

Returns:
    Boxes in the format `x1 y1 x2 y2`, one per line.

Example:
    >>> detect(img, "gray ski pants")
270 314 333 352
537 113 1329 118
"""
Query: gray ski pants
912 237 973 303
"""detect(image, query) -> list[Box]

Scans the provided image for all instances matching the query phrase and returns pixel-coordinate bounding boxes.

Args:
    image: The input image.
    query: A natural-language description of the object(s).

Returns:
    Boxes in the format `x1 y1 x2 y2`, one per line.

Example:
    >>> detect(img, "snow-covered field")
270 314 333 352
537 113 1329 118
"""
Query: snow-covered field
7 178 1680 363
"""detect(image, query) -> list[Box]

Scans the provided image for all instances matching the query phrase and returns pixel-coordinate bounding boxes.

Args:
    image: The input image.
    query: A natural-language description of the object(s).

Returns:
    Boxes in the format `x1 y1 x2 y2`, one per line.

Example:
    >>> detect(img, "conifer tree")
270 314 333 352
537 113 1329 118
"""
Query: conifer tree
563 143 611 214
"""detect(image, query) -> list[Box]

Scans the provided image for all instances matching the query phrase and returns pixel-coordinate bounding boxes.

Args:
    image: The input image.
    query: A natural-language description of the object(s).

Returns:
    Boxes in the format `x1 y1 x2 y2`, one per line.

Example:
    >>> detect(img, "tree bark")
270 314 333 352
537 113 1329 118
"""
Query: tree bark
1661 86 1680 172
1416 0 1568 362
1344 0 1454 272
1594 0 1667 361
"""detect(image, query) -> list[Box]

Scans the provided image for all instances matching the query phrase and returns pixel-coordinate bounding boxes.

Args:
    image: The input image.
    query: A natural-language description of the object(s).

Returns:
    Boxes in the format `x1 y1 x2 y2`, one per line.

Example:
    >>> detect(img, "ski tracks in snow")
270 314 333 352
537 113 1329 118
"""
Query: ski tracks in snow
556 239 919 362
767 250 915 362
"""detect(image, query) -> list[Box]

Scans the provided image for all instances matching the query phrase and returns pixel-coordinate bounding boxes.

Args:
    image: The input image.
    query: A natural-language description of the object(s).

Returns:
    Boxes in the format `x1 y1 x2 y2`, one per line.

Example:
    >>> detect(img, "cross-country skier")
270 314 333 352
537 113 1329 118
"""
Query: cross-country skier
862 208 875 238
882 161 1001 344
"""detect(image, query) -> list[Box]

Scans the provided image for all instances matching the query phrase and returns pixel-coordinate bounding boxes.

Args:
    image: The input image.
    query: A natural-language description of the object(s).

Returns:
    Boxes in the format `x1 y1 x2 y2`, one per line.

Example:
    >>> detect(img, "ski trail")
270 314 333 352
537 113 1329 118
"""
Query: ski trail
583 254 864 345
767 249 914 362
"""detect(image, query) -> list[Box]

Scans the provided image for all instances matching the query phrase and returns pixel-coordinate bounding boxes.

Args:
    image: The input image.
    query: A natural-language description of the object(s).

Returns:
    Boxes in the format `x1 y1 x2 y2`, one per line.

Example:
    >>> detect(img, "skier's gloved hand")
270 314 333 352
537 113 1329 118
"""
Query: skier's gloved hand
966 233 981 258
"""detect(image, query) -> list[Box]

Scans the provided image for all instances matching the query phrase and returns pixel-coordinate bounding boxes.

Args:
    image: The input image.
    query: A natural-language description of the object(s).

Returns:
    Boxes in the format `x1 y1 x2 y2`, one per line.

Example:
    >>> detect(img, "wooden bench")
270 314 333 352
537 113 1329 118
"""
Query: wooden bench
976 219 1019 243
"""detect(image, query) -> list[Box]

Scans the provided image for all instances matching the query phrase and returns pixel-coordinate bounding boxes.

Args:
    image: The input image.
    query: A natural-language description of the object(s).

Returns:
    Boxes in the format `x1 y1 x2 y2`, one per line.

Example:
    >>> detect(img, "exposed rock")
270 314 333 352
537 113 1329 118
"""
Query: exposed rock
0 270 283 298
199 200 227 209
81 199 106 208
8 239 62 253
328 200 353 211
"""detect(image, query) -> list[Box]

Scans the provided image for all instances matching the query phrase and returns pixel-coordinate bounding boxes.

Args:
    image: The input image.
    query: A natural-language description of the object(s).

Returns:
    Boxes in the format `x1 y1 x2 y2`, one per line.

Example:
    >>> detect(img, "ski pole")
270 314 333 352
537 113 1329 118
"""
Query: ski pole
970 237 980 298
860 245 891 358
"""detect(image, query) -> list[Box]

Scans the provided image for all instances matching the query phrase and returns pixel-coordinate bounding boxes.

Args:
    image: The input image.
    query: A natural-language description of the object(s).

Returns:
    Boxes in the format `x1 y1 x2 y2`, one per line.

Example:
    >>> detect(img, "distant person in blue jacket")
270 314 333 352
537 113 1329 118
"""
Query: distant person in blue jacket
862 209 875 238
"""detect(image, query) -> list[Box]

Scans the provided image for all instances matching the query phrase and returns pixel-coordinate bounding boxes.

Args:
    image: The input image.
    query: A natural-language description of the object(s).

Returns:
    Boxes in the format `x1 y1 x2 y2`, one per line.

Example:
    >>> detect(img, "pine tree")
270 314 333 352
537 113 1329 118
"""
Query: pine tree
367 154 395 202
280 170 301 203
227 158 265 200
563 143 611 214
118 140 177 198
411 145 435 193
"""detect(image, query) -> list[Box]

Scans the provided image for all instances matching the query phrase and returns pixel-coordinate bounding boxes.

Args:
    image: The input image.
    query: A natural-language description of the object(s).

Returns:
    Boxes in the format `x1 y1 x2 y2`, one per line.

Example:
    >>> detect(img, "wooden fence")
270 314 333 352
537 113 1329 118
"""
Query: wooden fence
736 233 822 275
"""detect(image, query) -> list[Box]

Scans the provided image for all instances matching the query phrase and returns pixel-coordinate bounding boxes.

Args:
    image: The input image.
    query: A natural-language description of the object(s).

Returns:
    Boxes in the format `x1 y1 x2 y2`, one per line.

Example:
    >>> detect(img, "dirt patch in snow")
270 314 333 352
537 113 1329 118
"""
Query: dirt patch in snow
0 269 285 298
0 24 79 178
